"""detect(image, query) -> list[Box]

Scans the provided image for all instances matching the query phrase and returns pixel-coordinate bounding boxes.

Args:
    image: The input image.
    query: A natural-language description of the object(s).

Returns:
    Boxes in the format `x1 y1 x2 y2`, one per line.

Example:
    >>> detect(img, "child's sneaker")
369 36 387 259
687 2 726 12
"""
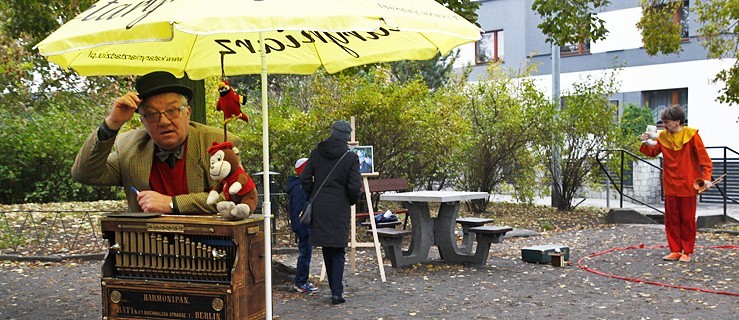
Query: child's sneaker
294 282 319 294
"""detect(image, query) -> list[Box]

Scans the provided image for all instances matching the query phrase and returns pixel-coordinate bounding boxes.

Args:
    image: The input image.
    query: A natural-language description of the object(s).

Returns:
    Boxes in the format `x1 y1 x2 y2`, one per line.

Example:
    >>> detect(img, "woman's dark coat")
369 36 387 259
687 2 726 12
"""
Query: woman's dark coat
299 137 361 247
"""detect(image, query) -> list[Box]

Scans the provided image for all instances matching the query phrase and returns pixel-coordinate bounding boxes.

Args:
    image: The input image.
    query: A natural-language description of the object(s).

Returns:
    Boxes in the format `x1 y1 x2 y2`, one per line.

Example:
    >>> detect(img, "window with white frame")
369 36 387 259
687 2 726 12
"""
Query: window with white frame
476 30 504 64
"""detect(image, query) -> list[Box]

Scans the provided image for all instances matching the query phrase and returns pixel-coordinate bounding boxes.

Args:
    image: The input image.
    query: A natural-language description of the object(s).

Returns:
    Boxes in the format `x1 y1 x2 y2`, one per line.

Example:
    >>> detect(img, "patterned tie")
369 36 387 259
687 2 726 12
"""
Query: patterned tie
165 153 178 169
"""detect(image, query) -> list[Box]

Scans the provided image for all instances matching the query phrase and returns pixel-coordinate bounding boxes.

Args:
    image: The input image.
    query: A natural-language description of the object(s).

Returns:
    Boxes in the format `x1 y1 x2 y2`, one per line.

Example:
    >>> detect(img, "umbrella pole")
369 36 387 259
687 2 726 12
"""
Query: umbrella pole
260 31 273 319
220 52 228 142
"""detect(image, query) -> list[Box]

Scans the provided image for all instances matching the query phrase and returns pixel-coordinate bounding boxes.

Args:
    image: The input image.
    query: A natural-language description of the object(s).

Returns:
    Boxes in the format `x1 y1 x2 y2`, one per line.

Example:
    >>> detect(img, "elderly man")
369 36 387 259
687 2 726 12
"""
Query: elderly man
72 71 257 214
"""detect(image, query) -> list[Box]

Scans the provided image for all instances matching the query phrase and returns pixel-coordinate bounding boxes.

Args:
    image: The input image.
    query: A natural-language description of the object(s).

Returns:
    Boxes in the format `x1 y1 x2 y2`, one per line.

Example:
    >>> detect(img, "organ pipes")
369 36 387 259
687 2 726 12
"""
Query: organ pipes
108 231 232 282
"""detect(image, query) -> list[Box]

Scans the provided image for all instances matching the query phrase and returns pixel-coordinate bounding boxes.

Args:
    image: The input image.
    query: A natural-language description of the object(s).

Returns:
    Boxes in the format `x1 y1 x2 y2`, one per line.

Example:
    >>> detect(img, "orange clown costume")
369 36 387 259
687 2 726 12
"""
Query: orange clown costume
639 127 712 256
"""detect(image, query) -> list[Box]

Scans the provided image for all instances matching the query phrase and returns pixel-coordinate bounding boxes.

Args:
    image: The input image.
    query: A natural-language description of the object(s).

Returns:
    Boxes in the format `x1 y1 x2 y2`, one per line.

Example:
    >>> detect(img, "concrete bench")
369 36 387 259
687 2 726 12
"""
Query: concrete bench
367 228 413 268
360 220 402 229
456 217 495 226
468 226 512 244
456 217 494 254
455 225 512 265
357 178 410 229
433 225 512 266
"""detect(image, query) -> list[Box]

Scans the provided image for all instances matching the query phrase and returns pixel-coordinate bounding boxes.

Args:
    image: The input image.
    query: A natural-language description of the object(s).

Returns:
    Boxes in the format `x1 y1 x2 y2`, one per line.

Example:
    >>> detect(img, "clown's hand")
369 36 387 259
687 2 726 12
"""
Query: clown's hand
641 133 657 146
703 180 713 189
640 133 649 141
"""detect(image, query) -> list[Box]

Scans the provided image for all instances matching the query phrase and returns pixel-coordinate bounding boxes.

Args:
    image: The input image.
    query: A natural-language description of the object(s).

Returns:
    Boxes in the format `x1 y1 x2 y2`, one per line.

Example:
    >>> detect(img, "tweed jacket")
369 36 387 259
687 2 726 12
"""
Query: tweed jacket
71 122 241 213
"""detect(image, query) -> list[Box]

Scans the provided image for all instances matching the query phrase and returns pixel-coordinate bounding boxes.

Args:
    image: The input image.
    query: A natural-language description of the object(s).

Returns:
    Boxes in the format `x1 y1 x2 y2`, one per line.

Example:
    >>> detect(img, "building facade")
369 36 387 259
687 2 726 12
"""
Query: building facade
455 0 739 156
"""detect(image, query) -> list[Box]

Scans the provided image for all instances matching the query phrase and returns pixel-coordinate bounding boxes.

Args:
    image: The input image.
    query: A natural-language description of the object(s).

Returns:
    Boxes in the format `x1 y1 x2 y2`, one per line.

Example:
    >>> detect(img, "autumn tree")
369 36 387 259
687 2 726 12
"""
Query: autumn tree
0 1 118 104
455 63 554 212
548 72 622 211
532 0 615 210
535 0 739 106
306 69 468 191
0 1 124 203
638 0 739 105
532 0 611 46
387 0 479 90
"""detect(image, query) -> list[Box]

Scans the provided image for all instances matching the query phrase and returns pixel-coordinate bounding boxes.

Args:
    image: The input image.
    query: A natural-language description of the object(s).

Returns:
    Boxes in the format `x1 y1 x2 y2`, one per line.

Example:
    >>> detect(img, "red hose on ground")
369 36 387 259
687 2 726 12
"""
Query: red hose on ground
578 244 739 297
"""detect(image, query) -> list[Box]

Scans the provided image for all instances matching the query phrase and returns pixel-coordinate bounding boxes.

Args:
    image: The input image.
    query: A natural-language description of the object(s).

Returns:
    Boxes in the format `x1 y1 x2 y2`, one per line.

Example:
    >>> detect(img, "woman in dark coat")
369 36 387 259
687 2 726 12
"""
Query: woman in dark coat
299 120 361 305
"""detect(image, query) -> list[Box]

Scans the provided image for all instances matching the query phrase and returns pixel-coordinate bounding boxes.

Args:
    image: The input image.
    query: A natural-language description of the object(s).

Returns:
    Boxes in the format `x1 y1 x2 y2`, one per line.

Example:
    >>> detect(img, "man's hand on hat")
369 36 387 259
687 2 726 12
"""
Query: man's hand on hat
105 92 141 130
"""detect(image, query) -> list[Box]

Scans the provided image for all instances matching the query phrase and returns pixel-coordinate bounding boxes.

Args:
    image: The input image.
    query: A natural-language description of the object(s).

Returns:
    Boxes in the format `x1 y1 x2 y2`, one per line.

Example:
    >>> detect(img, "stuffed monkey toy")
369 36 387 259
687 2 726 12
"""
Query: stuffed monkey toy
216 80 249 124
206 141 258 220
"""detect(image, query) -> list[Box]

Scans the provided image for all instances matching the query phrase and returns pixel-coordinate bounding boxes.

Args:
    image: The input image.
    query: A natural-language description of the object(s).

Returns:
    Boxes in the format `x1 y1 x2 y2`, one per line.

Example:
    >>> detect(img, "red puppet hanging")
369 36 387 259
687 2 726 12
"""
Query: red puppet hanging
216 80 249 124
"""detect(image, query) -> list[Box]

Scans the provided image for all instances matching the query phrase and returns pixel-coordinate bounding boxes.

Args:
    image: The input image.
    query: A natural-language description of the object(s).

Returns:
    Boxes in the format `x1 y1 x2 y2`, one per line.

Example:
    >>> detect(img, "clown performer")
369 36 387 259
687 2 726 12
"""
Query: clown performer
639 105 713 263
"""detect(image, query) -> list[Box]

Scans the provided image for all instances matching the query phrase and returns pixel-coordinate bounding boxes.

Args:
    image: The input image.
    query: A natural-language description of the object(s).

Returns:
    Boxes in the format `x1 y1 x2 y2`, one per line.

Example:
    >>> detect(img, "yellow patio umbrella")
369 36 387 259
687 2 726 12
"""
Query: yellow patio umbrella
36 0 479 78
35 0 480 317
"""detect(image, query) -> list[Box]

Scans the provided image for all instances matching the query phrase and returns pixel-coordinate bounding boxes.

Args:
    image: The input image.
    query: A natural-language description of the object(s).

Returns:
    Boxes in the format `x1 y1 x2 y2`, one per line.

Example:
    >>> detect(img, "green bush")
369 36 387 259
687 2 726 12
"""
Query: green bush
548 70 622 211
0 93 121 204
307 70 469 191
620 103 654 154
0 66 634 211
455 63 554 210
215 70 471 200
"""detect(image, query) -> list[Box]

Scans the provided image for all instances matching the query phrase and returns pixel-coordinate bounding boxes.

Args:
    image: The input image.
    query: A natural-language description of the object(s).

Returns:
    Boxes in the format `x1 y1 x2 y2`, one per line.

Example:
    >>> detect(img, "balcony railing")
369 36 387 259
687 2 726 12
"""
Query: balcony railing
597 147 739 222
596 148 664 214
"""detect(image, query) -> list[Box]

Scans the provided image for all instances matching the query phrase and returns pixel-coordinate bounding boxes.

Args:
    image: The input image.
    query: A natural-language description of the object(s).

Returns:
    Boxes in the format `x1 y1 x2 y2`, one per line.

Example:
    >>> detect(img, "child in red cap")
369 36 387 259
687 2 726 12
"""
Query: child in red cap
286 157 318 293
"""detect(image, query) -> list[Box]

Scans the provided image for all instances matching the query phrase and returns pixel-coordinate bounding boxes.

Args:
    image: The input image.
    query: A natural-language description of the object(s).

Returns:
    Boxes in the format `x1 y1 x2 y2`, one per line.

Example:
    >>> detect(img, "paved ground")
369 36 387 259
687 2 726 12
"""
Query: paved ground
1 223 737 320
0 197 736 319
270 224 738 319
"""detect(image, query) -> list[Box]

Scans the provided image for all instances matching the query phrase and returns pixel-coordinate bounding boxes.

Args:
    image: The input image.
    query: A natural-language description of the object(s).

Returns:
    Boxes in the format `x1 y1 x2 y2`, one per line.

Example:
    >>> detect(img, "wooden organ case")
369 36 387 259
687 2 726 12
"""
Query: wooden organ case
100 215 265 320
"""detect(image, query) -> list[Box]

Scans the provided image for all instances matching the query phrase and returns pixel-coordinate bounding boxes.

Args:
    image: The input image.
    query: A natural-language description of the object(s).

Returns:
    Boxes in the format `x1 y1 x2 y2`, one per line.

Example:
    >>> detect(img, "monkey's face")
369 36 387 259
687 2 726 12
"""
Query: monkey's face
209 149 233 180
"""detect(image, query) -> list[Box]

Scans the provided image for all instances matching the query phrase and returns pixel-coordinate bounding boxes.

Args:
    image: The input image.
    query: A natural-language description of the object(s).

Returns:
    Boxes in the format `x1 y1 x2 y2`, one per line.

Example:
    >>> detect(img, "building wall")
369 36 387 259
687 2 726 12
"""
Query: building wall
459 0 529 79
529 59 739 156
456 0 739 153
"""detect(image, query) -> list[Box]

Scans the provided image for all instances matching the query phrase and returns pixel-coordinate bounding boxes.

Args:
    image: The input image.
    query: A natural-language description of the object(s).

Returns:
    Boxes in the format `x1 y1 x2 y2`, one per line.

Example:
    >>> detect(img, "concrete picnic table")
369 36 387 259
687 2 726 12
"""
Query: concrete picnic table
378 191 506 266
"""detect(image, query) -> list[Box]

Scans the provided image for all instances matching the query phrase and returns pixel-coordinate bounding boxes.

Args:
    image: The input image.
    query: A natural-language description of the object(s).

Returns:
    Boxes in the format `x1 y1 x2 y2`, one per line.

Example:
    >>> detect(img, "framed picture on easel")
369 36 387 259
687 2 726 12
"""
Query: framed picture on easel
349 145 374 174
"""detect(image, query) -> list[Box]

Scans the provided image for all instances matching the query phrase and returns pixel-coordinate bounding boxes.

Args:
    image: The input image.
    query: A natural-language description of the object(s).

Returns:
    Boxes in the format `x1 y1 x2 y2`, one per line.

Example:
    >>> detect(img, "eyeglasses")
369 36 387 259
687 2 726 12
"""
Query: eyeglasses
140 106 186 123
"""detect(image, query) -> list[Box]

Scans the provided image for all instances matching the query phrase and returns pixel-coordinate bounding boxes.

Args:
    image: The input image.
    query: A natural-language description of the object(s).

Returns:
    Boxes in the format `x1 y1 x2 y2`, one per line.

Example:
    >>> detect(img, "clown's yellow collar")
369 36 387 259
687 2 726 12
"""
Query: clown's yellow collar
657 127 697 151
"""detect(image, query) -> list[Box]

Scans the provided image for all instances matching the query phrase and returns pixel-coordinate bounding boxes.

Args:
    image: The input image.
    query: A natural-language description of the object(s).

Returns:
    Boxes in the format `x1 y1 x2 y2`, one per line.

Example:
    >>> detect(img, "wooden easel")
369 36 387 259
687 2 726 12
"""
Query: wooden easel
320 117 386 283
